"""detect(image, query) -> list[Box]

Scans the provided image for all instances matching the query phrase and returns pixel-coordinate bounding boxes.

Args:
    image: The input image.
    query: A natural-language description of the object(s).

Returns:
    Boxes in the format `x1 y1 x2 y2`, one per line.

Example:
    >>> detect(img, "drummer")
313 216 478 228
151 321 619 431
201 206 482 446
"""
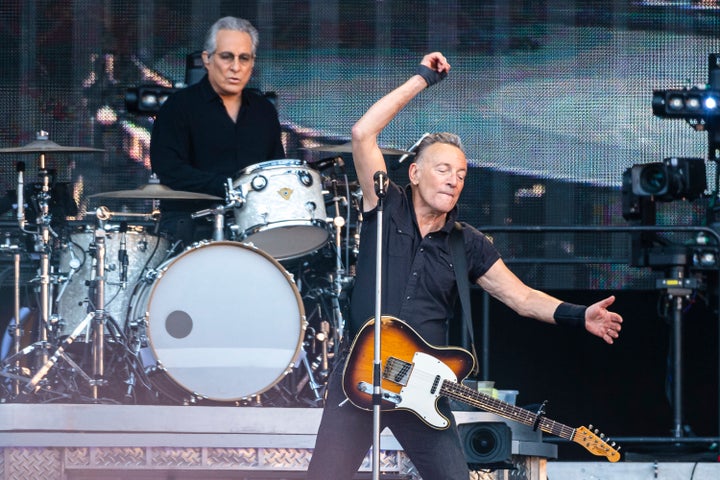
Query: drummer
150 16 285 247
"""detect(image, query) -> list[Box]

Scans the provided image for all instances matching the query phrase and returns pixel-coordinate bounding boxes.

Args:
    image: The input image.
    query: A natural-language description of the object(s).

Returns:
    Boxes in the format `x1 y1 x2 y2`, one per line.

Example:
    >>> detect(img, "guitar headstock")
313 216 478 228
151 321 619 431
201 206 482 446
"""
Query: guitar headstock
573 425 621 462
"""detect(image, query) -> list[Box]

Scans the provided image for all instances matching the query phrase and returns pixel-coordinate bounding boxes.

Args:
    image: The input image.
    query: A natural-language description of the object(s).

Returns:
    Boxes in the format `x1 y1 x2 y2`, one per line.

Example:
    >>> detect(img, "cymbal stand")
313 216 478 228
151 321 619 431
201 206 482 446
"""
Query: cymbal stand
12 251 21 396
0 240 25 396
23 229 109 399
30 150 55 366
3 148 63 396
89 228 108 399
327 177 354 347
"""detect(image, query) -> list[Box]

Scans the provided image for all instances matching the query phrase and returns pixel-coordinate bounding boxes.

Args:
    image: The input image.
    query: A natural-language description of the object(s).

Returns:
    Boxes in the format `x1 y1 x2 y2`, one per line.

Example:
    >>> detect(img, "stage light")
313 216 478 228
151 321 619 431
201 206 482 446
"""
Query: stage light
652 87 720 119
629 157 706 202
704 95 718 111
692 248 718 269
125 85 178 114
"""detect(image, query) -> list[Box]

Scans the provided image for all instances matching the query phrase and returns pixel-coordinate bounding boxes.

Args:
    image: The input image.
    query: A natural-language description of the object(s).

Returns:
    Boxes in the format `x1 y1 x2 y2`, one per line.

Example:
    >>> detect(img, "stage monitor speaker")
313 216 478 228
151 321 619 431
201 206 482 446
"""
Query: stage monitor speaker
459 421 513 470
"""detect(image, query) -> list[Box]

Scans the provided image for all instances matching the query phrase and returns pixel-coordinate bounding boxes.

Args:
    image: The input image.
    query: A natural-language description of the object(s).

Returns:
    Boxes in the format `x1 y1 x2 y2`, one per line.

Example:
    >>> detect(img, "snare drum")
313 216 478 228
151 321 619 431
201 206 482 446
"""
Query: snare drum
56 225 170 337
232 159 329 260
127 241 306 403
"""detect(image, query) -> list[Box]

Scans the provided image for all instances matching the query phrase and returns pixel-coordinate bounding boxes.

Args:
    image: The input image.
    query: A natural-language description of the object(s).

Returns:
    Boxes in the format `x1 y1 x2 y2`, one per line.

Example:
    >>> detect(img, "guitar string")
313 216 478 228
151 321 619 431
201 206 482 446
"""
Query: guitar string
382 357 616 457
383 360 576 439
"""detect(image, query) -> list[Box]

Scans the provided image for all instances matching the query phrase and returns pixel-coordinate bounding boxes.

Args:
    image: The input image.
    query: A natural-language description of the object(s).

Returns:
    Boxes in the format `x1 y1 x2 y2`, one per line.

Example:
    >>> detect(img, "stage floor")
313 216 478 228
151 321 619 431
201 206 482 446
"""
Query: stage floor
1 404 554 479
2 403 719 479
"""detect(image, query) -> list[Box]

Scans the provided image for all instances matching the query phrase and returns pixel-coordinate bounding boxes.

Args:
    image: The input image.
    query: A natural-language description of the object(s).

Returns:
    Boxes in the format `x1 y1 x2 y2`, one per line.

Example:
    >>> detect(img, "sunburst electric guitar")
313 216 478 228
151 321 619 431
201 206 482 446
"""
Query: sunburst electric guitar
342 316 621 462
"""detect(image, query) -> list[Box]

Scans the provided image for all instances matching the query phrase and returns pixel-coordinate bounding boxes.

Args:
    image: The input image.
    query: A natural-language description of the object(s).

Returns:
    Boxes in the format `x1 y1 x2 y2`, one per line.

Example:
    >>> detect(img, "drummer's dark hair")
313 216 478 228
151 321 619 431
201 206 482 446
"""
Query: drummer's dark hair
204 17 259 56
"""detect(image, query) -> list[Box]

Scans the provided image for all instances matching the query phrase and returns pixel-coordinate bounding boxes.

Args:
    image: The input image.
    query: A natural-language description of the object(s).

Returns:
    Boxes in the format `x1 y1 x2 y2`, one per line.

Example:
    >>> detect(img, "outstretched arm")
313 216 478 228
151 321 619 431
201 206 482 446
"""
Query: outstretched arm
478 259 623 344
351 52 451 211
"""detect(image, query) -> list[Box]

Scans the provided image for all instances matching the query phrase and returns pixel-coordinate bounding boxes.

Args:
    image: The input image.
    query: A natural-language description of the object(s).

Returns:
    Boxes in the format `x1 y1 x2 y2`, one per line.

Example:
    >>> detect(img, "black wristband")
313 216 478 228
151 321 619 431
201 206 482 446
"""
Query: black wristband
553 302 587 329
415 64 447 88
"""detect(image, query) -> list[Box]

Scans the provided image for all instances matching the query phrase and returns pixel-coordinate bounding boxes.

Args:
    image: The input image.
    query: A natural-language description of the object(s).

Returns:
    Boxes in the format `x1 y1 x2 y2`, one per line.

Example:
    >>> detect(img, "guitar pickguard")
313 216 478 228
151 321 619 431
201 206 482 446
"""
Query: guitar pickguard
394 351 458 429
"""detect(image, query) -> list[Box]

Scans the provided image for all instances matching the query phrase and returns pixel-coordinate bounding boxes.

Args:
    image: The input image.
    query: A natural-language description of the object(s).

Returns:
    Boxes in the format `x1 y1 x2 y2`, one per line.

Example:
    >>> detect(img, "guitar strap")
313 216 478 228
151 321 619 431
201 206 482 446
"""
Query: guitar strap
449 222 479 376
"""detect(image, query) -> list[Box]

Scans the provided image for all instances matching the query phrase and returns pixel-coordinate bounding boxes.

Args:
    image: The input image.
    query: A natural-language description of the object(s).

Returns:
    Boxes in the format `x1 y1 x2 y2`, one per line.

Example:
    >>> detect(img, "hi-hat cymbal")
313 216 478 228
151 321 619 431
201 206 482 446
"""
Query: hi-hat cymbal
88 183 222 201
306 142 413 156
0 139 105 154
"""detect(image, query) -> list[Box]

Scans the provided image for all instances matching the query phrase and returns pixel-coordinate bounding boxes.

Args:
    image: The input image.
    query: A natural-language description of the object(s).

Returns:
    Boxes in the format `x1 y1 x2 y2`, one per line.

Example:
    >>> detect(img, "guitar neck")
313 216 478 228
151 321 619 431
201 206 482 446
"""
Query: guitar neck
440 381 575 440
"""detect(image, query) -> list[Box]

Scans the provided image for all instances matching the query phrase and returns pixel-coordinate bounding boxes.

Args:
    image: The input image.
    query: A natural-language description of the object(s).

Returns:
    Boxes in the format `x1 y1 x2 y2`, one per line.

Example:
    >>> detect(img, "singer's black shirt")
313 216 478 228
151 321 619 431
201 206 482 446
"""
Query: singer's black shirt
349 181 501 346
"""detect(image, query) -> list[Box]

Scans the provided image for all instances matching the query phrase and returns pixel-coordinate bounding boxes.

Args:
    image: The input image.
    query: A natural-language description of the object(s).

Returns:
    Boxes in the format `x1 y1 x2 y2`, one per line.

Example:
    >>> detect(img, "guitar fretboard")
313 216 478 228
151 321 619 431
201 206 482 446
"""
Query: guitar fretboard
383 356 575 440
440 381 576 440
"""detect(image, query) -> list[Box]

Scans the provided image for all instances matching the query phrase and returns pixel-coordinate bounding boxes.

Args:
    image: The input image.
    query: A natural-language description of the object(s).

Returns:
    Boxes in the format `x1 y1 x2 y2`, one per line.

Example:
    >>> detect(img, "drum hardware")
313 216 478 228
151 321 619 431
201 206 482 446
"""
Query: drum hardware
191 200 233 242
324 167 360 344
10 252 22 395
23 229 112 399
95 205 160 222
0 132 104 371
297 348 324 403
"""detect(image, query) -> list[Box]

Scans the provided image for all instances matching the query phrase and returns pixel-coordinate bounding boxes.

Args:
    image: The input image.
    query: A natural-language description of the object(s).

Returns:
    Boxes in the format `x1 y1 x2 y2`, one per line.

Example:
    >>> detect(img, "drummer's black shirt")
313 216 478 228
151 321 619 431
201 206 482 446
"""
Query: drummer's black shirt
349 182 501 347
150 74 285 216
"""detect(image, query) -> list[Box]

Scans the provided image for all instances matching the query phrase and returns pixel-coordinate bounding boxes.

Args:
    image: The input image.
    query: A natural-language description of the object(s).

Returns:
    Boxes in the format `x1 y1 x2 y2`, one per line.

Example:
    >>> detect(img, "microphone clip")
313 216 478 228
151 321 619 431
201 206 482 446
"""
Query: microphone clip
373 171 389 199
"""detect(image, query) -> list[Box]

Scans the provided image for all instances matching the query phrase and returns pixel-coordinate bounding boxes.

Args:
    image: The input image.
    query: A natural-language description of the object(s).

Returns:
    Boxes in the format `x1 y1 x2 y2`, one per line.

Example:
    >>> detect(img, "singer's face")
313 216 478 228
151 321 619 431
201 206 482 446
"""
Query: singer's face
409 143 466 215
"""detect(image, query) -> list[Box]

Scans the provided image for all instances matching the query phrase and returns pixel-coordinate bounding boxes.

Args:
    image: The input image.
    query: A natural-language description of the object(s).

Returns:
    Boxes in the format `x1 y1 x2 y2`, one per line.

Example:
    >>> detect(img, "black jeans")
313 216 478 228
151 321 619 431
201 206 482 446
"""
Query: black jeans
306 361 470 480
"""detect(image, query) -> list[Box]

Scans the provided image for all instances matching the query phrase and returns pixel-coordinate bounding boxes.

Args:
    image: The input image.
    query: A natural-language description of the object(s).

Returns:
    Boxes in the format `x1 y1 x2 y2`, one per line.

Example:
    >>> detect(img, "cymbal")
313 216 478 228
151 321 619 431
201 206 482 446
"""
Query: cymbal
88 183 222 201
306 142 413 156
0 139 105 154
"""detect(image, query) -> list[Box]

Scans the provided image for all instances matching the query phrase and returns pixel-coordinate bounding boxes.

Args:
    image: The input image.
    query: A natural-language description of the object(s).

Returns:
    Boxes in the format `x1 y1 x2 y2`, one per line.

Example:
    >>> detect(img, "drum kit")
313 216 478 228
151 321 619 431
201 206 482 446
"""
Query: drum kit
0 132 369 407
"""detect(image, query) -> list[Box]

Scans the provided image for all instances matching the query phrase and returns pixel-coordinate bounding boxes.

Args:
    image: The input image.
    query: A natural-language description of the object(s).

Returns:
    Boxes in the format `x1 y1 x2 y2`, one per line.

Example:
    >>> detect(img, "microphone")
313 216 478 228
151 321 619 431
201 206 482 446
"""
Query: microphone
373 171 388 198
118 221 129 289
392 132 430 170
16 161 25 228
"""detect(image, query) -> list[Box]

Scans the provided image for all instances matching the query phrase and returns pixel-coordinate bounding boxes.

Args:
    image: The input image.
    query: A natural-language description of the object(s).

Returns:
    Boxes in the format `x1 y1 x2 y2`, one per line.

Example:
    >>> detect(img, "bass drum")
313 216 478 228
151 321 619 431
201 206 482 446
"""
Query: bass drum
128 241 306 404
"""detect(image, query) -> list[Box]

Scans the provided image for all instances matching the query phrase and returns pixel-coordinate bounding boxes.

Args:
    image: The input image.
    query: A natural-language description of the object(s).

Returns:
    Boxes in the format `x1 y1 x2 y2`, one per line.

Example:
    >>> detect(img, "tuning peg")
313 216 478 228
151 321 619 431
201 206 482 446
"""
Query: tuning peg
588 424 594 430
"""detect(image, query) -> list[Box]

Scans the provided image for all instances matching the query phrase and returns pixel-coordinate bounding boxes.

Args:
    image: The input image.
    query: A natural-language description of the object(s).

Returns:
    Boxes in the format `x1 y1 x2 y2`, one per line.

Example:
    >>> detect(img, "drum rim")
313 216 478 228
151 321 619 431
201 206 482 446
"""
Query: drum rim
239 220 330 260
240 158 307 175
142 240 307 402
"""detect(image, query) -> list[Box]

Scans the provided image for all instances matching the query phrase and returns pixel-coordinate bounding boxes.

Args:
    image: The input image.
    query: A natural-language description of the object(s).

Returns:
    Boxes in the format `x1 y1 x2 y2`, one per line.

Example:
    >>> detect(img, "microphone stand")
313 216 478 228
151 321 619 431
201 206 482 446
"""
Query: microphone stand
371 170 388 480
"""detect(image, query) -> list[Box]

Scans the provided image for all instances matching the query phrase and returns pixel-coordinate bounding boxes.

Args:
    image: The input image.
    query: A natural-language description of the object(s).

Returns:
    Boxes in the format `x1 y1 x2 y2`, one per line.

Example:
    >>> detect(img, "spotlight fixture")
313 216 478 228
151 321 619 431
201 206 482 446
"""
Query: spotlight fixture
652 86 720 119
125 85 178 114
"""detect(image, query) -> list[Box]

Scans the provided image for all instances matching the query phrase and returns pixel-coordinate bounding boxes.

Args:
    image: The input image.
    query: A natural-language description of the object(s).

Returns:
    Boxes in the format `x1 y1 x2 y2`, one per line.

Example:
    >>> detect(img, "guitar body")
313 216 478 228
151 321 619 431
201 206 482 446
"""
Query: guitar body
342 316 622 461
342 316 475 428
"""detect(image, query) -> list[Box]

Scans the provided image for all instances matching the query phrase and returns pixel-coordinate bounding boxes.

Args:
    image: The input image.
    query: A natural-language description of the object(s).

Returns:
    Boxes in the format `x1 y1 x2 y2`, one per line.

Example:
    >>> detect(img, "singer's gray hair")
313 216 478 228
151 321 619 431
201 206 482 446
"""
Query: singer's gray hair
414 133 465 163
